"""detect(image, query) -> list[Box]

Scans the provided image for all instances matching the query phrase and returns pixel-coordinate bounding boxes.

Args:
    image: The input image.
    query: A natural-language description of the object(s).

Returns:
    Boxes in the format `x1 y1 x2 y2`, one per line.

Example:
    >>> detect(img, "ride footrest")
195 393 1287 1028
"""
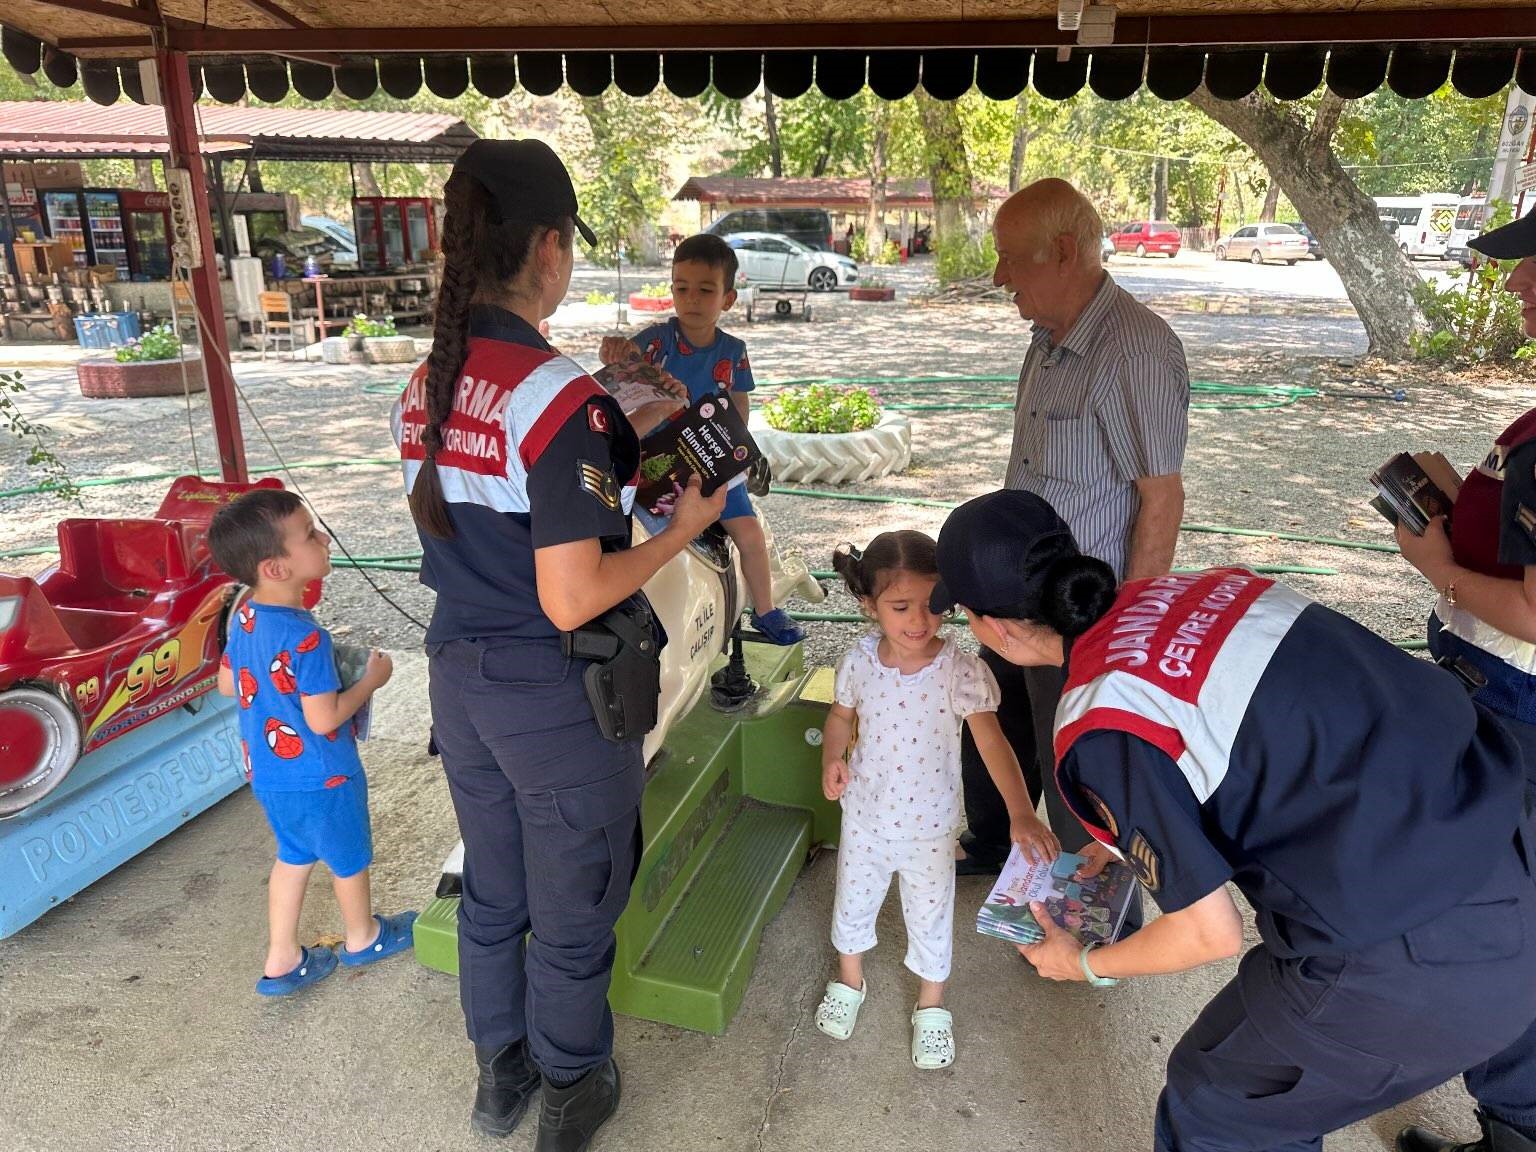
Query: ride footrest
610 801 810 1035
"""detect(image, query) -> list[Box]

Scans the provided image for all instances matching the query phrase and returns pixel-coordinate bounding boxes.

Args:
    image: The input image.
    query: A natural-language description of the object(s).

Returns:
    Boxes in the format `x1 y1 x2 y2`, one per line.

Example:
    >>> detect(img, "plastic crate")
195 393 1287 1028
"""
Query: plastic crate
73 311 142 350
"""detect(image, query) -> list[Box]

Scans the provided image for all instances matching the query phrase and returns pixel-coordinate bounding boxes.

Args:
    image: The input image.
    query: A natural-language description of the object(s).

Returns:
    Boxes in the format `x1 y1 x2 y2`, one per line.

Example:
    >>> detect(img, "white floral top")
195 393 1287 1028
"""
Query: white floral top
833 632 1001 840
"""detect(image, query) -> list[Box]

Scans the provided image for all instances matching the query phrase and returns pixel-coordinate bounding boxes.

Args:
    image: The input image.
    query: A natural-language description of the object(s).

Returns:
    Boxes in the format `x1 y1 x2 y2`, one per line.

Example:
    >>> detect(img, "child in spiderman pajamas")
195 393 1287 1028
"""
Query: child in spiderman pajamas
209 487 416 997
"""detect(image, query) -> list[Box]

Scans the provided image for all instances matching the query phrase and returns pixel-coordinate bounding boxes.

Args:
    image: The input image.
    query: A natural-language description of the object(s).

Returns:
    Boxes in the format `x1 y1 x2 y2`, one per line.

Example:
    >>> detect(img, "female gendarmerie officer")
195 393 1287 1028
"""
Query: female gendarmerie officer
1397 211 1536 807
930 489 1536 1152
393 140 724 1151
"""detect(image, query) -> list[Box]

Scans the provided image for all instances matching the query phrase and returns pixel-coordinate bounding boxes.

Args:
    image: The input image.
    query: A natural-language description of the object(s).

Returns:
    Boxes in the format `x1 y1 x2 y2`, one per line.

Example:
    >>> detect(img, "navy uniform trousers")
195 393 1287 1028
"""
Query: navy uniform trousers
1157 834 1536 1152
428 636 644 1082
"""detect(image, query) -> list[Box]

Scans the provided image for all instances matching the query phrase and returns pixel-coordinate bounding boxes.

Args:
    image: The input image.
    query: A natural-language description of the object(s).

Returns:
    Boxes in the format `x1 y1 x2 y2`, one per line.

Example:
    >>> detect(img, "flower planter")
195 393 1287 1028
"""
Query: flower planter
628 293 673 313
77 353 204 399
849 286 896 302
321 337 357 365
362 335 419 364
748 410 911 485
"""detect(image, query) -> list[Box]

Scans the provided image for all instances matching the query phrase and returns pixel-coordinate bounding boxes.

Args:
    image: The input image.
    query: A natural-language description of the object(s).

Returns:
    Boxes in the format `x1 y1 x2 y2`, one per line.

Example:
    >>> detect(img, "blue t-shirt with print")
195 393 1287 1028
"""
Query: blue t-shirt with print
633 318 755 405
221 600 363 793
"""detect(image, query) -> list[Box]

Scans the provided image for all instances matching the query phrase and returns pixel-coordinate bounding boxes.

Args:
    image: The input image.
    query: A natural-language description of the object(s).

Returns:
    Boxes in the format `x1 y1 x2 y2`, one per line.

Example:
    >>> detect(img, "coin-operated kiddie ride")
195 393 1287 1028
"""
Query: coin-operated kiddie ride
413 363 844 1035
0 477 316 939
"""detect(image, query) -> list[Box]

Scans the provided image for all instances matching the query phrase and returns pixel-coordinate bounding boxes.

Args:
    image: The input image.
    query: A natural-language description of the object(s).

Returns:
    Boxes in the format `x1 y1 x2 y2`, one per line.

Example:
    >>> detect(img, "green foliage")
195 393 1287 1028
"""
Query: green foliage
1333 86 1509 197
584 290 617 306
850 232 901 264
574 93 673 267
114 324 182 363
1 369 80 502
702 90 872 177
641 453 676 482
344 313 397 338
636 282 672 299
934 233 997 284
1411 261 1533 364
763 384 881 434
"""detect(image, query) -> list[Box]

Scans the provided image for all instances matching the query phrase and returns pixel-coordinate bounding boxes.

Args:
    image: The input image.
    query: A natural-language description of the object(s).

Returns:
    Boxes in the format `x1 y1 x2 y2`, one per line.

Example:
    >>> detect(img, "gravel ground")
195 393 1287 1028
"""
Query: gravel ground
2 260 1531 674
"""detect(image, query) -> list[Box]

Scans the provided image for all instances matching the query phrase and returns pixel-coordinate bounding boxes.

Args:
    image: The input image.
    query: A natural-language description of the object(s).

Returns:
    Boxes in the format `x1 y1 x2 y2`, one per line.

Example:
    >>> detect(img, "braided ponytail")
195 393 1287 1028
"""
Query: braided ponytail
407 171 575 539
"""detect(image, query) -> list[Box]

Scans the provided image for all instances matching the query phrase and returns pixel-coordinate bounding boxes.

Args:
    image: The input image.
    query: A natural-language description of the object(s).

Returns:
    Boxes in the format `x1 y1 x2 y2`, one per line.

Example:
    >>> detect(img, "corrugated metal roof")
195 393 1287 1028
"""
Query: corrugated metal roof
0 134 248 156
0 101 476 162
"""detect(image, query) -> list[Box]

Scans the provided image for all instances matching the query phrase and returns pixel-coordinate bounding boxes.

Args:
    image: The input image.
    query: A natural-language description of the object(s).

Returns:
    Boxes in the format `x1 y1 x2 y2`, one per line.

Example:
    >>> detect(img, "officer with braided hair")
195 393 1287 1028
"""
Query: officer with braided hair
391 140 724 1151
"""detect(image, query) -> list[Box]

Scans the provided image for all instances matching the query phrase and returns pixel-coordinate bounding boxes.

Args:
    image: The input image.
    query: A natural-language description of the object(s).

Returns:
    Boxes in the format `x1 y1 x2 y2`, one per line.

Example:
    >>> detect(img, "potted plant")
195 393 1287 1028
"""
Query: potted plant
76 324 204 399
749 383 911 484
849 274 895 303
628 281 673 313
352 314 418 364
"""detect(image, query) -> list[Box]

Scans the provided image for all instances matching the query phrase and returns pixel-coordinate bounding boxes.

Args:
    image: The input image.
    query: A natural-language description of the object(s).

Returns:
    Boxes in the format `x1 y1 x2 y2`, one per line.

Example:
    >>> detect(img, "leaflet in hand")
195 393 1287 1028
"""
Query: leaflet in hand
593 358 688 418
976 847 1138 948
1369 451 1461 536
635 391 760 517
332 642 372 742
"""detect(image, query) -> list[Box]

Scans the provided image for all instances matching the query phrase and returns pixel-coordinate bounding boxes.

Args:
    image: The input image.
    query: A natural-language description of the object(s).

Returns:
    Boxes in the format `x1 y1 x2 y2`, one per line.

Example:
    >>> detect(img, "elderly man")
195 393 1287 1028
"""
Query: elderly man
957 179 1190 875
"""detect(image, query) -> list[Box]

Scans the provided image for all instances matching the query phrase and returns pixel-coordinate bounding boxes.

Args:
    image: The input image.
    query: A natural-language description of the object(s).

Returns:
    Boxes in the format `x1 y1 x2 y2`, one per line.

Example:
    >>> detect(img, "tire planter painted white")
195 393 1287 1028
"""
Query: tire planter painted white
748 410 911 485
321 336 355 365
363 335 419 364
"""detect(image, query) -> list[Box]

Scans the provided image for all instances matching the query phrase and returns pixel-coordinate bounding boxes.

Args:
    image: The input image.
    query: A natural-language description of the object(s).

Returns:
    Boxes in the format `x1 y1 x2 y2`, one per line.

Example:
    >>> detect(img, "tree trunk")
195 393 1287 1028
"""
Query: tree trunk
133 159 157 192
1183 164 1205 228
915 90 978 251
1008 92 1032 193
353 161 382 198
1188 87 1423 360
1259 181 1281 222
811 127 835 178
866 104 890 258
1153 157 1169 220
764 92 784 178
247 160 265 194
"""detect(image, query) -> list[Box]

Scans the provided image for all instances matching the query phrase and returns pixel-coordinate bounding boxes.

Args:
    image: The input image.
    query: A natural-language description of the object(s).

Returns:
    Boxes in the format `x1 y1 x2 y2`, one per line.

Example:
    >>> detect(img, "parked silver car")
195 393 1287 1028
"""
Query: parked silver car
1214 223 1311 266
725 232 859 291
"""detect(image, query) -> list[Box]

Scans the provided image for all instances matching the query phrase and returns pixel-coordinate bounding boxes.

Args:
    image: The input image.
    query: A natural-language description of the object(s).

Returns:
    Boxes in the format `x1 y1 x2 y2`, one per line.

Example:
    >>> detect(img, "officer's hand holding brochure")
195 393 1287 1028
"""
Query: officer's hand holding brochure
1369 451 1462 535
977 845 1138 948
592 358 688 417
634 392 761 519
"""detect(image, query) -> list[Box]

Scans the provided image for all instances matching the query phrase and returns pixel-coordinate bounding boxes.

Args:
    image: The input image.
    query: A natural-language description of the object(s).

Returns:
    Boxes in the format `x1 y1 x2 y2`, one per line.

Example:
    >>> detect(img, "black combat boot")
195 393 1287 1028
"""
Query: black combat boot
1399 1110 1536 1152
470 1040 541 1138
533 1059 621 1152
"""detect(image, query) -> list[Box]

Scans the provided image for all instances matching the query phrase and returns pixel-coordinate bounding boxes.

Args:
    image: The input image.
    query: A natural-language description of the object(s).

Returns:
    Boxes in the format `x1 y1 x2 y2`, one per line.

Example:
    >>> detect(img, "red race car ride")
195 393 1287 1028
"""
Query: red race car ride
0 476 318 818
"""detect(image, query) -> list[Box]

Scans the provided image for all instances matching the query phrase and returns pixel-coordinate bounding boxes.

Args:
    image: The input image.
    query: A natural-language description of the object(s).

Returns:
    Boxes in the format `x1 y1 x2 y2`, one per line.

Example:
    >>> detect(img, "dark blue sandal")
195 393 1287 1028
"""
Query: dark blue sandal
256 945 338 997
340 911 418 967
750 608 806 645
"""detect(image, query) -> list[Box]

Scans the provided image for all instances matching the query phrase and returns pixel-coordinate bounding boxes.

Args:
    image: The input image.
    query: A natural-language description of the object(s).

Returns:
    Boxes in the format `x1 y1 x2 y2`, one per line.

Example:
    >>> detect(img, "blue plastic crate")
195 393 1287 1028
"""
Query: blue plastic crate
73 311 142 350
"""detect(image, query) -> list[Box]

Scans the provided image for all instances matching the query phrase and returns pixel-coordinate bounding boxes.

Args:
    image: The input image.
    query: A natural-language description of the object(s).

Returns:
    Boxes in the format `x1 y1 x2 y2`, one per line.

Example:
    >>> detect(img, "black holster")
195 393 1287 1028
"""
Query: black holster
562 597 662 743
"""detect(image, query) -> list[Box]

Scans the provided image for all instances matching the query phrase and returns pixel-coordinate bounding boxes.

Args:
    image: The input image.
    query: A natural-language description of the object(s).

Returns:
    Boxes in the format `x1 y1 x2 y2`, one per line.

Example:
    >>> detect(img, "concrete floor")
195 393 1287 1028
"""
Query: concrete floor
0 651 1489 1152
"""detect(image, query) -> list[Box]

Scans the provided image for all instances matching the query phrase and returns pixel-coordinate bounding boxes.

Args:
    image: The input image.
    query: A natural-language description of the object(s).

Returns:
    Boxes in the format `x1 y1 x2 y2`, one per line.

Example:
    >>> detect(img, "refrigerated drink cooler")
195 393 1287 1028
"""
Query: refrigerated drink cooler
42 189 129 280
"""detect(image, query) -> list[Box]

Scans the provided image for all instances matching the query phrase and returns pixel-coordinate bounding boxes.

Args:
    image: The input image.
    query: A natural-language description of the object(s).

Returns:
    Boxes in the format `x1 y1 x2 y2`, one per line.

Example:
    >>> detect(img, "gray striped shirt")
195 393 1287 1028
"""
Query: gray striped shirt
1004 274 1189 580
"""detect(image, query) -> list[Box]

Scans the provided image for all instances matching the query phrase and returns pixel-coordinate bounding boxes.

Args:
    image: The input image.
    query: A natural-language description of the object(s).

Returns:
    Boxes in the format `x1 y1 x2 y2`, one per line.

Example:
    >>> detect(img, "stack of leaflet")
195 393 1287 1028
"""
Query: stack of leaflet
976 847 1138 948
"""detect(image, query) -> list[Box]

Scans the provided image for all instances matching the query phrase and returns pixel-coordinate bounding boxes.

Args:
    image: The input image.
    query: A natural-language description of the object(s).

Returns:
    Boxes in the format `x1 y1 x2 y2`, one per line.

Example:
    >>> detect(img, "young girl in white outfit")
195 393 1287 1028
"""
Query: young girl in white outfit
814 531 1059 1068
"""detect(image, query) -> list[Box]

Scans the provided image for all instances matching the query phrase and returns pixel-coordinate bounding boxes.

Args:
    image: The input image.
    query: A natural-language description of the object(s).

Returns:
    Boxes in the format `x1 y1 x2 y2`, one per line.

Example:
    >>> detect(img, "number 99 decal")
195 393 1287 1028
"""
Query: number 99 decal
125 639 181 704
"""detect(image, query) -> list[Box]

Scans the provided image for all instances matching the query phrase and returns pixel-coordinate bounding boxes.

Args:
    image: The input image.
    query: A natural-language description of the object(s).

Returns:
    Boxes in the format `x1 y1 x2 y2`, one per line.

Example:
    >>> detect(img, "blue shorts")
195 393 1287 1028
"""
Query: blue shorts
722 483 755 521
255 774 373 878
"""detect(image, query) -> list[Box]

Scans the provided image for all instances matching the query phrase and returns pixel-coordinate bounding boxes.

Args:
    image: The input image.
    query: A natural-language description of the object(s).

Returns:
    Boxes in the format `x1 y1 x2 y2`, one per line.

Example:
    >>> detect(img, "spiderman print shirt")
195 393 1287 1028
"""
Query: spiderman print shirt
221 600 363 793
632 318 755 406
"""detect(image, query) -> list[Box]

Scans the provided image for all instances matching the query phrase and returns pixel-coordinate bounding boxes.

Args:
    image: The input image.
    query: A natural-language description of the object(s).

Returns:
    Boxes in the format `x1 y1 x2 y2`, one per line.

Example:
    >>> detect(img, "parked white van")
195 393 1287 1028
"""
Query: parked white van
1374 194 1461 259
1446 197 1494 267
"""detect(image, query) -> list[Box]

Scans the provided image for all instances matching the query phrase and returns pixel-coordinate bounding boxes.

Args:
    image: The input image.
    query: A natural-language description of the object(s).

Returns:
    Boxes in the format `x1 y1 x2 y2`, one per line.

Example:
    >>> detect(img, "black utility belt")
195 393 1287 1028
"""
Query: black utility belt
562 598 662 743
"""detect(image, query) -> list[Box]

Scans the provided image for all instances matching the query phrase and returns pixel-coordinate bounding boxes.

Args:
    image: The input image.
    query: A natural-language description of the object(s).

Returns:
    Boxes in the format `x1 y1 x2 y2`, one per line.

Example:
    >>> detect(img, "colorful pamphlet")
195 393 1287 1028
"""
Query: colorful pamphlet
977 847 1138 948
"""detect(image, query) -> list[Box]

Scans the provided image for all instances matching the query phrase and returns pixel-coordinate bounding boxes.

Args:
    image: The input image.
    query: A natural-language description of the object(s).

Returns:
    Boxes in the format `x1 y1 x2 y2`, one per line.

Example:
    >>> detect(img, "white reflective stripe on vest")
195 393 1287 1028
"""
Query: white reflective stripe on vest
1054 571 1311 805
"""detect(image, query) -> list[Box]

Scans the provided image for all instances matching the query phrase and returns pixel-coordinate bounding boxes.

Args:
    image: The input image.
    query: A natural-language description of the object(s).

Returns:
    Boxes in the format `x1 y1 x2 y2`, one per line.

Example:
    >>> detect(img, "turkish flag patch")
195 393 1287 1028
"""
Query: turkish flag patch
588 402 611 435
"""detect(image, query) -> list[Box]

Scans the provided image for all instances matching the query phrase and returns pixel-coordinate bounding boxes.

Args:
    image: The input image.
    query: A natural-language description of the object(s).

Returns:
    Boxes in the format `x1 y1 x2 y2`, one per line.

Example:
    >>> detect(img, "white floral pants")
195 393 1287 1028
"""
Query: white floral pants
830 818 956 983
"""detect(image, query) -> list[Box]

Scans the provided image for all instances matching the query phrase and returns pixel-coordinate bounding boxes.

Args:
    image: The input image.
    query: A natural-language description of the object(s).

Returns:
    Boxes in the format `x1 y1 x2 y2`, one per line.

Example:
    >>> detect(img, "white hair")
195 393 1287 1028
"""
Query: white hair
1028 190 1105 271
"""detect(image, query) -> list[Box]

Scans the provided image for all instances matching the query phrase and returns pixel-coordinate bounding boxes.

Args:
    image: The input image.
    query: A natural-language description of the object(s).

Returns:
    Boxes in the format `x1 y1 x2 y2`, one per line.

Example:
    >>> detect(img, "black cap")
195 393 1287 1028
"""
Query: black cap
931 490 1081 616
454 138 597 248
1469 211 1536 261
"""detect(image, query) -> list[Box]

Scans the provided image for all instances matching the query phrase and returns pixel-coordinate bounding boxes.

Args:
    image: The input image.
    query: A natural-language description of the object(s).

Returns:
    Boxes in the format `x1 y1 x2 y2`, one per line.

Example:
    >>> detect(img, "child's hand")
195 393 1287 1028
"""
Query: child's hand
1010 813 1061 866
822 758 849 802
600 336 641 365
363 649 393 690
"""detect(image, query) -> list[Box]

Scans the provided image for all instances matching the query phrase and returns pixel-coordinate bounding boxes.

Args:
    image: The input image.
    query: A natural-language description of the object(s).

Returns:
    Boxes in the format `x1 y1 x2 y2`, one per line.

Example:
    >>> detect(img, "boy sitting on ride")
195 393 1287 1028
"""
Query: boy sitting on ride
600 233 804 645
209 488 416 997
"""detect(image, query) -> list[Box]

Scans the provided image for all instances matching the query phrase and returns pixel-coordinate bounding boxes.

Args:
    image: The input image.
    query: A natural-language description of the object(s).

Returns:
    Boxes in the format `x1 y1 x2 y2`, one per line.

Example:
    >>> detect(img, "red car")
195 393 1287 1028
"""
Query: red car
1109 220 1182 259
0 477 316 818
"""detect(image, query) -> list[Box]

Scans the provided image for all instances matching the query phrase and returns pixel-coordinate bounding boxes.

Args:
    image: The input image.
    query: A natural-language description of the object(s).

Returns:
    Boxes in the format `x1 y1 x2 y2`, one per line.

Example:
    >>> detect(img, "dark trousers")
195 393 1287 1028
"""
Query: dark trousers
959 651 1089 860
1156 837 1536 1151
428 636 644 1081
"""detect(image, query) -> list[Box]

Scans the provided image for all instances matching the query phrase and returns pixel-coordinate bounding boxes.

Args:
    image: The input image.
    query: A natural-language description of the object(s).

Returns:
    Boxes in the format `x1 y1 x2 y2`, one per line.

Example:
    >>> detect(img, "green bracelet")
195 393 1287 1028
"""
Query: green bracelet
1079 944 1121 987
